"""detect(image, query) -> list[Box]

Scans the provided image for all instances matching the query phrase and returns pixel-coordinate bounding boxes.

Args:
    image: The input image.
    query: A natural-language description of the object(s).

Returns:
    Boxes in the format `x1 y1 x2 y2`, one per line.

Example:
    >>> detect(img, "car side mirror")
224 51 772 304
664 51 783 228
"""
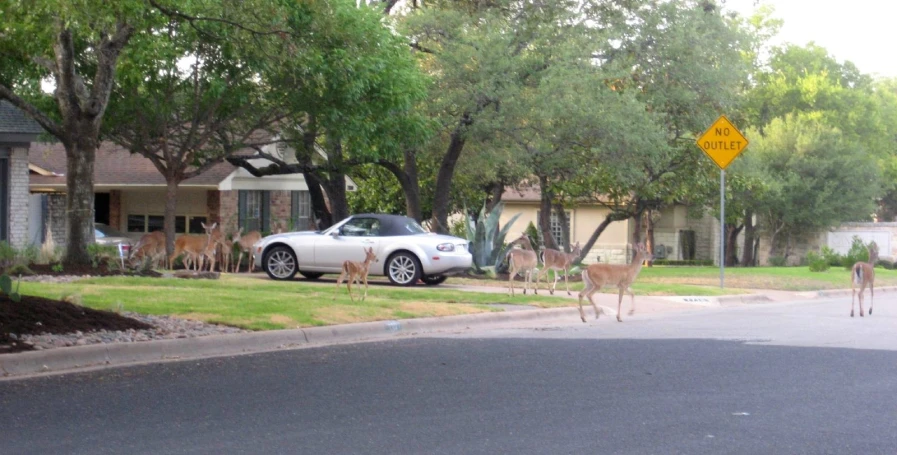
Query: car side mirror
331 230 340 238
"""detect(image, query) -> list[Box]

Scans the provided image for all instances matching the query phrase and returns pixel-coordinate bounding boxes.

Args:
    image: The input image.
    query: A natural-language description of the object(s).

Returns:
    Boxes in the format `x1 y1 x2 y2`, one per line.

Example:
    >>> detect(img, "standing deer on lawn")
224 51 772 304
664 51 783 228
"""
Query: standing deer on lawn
334 247 379 301
169 222 217 271
537 242 582 296
233 227 262 273
506 234 540 296
578 243 652 322
850 242 878 317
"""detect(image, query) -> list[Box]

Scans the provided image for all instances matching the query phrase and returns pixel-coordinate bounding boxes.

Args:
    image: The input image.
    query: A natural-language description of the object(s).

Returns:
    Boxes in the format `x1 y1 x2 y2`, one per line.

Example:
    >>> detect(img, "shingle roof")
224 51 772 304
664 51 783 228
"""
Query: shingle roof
0 101 44 134
29 141 239 188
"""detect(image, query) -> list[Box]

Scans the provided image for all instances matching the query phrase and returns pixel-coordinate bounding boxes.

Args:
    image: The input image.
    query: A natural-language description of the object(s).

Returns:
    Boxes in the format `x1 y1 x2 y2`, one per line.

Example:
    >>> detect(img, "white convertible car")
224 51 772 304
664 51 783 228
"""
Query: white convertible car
253 213 472 286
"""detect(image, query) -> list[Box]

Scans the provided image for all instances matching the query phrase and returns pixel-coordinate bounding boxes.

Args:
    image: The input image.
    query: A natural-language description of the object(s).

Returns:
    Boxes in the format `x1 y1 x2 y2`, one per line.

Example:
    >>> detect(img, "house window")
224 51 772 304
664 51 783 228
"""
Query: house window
291 191 311 231
238 190 270 232
537 210 572 248
127 214 205 234
0 149 8 242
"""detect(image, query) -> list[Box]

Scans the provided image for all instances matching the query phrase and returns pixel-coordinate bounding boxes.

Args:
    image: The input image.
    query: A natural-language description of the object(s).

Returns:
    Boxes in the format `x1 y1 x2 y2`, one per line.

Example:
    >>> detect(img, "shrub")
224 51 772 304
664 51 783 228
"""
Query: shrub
806 251 829 272
0 274 21 302
820 246 841 267
842 236 870 269
87 243 121 269
652 259 714 266
768 256 787 267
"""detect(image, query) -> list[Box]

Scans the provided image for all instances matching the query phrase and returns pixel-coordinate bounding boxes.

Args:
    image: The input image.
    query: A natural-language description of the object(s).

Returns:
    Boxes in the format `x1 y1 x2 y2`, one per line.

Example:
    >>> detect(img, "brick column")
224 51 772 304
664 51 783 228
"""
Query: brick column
8 147 29 248
219 190 238 234
109 190 122 230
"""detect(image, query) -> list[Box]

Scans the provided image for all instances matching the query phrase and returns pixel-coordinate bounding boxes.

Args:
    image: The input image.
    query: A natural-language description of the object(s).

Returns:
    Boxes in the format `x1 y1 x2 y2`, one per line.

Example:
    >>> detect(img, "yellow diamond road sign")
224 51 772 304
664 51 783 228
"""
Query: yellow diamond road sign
696 115 748 170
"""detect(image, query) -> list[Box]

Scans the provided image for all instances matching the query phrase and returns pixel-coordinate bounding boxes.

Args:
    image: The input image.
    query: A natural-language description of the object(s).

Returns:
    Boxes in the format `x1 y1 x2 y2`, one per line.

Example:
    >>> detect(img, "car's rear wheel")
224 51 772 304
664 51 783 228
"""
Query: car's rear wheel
264 246 298 280
299 271 324 280
421 274 448 286
386 252 422 286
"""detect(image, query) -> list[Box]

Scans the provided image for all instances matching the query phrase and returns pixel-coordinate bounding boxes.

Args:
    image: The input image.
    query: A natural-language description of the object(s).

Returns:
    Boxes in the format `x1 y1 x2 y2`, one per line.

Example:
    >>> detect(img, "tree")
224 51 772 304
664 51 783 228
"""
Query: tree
748 116 881 259
103 0 285 255
0 1 141 264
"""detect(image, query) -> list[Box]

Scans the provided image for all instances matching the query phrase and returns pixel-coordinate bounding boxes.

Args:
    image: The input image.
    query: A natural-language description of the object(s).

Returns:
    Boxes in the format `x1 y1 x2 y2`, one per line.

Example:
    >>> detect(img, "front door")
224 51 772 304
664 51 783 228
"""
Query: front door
0 148 8 243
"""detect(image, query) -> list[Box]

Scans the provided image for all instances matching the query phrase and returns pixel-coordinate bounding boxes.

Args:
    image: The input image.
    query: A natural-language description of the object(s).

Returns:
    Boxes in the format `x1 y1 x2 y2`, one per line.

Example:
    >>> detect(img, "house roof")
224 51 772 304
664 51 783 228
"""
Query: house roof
0 101 44 134
502 185 541 202
28 141 239 188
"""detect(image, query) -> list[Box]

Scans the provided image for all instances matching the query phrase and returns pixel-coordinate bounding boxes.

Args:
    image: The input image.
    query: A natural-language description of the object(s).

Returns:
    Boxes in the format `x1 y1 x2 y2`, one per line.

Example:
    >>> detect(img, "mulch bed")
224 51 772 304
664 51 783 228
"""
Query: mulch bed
0 294 152 354
0 262 162 354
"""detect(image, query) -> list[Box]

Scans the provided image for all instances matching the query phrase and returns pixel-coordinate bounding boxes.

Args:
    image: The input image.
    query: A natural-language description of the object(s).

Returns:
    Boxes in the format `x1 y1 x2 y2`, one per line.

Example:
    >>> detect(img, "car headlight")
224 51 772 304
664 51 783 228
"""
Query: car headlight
436 243 455 252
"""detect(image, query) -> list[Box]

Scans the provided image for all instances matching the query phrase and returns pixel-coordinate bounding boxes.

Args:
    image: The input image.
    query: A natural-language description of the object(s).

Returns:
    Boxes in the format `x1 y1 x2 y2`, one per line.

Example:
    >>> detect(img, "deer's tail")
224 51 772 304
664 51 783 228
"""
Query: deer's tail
853 264 864 286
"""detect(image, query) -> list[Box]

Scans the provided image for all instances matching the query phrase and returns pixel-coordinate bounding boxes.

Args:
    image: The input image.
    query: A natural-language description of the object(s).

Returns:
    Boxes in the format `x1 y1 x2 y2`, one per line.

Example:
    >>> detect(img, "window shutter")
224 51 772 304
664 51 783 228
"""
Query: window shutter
238 190 247 230
262 191 271 232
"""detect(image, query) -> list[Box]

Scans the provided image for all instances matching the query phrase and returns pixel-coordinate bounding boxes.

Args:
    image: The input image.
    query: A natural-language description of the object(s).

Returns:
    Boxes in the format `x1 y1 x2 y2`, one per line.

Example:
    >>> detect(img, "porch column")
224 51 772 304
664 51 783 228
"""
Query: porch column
8 147 30 248
207 190 221 227
109 190 122 230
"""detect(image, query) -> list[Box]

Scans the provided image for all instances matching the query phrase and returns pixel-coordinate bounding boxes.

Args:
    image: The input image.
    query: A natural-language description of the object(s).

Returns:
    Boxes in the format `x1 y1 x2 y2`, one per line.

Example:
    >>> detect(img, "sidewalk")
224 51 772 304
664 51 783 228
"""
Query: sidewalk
2 284 893 380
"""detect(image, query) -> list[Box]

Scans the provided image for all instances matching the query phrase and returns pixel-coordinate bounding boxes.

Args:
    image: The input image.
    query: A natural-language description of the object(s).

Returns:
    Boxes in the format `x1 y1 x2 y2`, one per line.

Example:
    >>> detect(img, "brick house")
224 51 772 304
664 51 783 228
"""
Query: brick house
28 141 334 245
0 101 43 249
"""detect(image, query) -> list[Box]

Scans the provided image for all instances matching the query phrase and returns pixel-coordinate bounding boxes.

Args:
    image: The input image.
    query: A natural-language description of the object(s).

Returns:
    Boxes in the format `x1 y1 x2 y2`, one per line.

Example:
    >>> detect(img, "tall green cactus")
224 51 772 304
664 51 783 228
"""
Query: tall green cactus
463 202 521 272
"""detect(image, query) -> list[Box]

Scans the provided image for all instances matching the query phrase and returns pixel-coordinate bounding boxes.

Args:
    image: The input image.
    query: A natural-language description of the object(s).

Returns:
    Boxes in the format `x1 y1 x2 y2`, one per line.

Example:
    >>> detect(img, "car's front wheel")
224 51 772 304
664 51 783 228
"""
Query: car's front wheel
421 274 448 286
299 271 324 280
264 245 298 280
386 252 422 286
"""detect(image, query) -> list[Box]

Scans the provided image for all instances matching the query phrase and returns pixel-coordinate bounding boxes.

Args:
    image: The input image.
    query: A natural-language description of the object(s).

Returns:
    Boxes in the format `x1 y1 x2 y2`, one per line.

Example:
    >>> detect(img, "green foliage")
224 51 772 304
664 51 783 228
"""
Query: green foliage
806 251 830 272
524 222 542 250
51 263 64 273
768 256 787 267
0 274 21 302
820 246 841 267
0 241 15 270
461 203 521 271
87 244 121 269
842 236 871 269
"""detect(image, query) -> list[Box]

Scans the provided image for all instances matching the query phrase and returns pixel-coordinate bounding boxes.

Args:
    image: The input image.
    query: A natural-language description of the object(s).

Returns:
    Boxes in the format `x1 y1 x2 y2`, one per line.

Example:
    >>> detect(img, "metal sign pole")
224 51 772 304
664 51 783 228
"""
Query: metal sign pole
720 169 725 288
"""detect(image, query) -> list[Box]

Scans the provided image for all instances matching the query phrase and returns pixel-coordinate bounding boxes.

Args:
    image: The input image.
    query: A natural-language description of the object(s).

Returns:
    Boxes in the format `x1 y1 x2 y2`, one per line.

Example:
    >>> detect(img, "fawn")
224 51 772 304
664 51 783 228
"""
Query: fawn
334 247 379 302
506 234 539 296
537 242 582 296
233 227 262 273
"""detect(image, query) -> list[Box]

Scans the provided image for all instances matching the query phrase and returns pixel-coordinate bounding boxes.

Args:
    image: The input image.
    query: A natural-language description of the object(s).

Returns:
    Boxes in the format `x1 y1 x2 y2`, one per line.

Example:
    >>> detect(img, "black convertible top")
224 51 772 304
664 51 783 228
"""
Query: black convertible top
343 213 427 237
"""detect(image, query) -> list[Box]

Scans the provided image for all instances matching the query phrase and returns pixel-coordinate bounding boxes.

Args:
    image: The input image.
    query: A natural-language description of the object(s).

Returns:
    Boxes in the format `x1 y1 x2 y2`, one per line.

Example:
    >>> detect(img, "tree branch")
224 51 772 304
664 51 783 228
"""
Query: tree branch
0 84 65 139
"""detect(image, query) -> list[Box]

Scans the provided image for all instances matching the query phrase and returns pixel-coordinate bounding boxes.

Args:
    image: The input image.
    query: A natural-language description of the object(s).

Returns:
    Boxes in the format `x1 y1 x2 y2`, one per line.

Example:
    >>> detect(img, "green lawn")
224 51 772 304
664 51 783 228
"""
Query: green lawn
16 265 889 331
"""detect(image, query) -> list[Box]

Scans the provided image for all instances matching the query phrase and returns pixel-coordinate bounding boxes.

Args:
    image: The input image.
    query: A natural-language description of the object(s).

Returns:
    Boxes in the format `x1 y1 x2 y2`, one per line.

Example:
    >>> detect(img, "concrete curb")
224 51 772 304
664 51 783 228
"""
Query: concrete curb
0 306 586 379
4 285 894 379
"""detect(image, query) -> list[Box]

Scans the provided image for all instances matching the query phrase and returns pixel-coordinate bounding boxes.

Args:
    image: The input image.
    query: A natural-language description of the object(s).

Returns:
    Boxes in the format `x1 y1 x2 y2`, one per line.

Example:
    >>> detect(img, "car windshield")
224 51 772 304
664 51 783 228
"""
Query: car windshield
401 219 428 235
95 224 127 238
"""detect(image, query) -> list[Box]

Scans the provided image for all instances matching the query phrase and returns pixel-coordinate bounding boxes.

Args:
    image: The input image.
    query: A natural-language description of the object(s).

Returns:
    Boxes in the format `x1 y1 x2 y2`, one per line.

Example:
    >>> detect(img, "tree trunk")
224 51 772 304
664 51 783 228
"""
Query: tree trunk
554 200 570 252
645 210 655 266
432 115 471 234
631 211 643 246
164 178 179 257
376 151 422 222
741 210 755 267
579 212 629 263
538 177 557 251
63 132 98 265
725 223 743 267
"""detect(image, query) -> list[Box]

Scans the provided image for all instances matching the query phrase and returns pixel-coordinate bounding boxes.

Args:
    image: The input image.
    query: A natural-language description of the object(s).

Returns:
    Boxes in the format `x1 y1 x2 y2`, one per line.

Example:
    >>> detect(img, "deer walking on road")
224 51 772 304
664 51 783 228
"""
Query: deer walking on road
577 243 652 322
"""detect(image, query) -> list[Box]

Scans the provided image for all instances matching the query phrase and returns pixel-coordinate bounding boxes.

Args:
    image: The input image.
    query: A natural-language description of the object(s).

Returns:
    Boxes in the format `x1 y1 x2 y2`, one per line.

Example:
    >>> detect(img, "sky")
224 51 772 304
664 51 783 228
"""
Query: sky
721 0 897 78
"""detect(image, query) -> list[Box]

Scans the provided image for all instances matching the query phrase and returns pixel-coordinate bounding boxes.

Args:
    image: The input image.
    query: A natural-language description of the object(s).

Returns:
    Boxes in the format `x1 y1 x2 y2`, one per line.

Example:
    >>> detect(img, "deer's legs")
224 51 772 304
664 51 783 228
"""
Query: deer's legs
626 286 636 316
869 285 874 315
564 269 571 296
616 287 626 322
508 267 517 297
362 274 369 301
850 287 856 317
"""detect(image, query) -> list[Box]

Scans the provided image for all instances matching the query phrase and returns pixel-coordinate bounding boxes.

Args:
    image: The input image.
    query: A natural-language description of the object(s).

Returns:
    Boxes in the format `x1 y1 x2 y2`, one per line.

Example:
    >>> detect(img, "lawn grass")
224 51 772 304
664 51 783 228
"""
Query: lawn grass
17 275 572 331
17 265 892 332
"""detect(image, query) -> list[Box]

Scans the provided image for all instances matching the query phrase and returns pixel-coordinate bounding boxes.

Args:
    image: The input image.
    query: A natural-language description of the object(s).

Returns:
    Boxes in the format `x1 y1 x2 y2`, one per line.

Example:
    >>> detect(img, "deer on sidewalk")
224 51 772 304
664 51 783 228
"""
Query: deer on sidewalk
537 242 582 296
334 247 379 302
578 243 652 323
506 234 539 296
850 242 878 317
233 227 262 273
169 222 217 271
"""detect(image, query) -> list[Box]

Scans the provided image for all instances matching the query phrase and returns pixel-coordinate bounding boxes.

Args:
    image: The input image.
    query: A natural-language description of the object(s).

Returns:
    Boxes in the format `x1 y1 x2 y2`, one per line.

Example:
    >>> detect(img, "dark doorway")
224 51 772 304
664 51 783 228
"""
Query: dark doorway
94 193 110 225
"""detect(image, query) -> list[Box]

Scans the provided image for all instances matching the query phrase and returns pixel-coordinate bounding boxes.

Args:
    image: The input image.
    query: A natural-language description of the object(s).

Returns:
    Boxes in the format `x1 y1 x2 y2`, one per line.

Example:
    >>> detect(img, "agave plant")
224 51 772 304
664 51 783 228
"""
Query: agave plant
463 202 521 272
0 274 21 302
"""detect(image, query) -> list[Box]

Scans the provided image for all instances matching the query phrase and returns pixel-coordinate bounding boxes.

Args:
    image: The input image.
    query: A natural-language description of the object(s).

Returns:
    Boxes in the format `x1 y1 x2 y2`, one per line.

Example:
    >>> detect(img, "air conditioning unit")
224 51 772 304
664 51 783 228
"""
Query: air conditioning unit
654 244 668 259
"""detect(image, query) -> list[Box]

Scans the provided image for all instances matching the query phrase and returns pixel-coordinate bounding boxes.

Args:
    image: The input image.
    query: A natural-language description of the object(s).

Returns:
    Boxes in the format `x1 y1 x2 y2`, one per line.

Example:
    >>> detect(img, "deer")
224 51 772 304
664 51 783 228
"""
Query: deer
216 230 235 273
333 246 379 302
537 241 582 296
199 224 224 272
129 231 166 269
233 227 262 273
505 234 540 296
850 242 878 317
578 243 652 323
169 222 217 271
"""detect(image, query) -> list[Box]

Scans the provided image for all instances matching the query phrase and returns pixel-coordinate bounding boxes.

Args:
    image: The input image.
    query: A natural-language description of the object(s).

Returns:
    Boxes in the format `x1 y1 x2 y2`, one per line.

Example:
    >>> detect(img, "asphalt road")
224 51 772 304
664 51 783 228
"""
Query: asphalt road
2 296 896 454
